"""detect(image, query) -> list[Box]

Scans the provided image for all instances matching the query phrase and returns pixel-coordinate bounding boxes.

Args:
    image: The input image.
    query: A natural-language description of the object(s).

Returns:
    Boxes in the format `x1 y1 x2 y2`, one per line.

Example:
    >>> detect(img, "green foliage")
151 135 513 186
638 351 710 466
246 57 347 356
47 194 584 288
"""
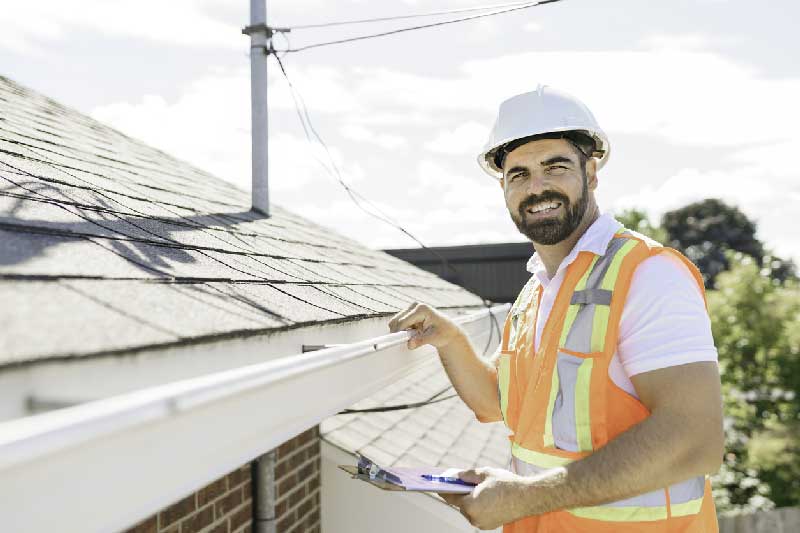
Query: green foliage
661 199 796 288
708 253 800 510
615 208 668 243
616 203 800 511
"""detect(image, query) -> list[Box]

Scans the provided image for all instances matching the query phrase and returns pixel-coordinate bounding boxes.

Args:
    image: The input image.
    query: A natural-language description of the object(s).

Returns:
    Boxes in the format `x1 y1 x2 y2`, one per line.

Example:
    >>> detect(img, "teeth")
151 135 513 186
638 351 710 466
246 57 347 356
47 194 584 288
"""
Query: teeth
528 201 561 214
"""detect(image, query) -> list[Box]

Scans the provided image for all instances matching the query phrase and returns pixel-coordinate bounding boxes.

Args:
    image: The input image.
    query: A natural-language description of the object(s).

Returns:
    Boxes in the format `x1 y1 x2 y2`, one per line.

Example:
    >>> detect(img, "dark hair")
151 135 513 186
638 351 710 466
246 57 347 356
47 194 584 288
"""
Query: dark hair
494 131 595 171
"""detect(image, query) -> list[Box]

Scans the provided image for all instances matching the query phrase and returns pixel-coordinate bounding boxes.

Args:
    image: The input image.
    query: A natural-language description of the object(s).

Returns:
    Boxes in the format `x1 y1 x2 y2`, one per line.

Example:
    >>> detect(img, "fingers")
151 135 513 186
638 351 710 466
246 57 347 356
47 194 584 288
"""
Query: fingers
388 302 432 333
388 302 415 332
456 468 488 484
408 325 437 349
388 302 422 332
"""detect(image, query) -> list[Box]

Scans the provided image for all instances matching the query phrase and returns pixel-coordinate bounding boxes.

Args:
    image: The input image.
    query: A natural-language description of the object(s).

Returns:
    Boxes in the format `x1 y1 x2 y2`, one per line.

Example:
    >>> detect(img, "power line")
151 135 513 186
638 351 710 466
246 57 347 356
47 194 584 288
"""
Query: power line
280 0 563 53
289 0 538 29
270 52 502 362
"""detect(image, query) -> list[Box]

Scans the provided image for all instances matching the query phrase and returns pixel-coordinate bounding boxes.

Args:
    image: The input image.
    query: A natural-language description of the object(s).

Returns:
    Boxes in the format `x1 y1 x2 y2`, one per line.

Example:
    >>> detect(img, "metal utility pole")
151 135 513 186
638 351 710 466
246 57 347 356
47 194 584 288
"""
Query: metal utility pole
245 0 270 216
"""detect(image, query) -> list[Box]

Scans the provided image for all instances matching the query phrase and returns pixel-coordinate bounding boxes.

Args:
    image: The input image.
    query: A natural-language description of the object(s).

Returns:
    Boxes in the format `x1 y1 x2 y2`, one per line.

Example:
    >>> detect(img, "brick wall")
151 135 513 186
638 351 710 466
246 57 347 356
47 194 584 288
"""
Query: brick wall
122 426 321 533
124 465 252 533
274 427 321 533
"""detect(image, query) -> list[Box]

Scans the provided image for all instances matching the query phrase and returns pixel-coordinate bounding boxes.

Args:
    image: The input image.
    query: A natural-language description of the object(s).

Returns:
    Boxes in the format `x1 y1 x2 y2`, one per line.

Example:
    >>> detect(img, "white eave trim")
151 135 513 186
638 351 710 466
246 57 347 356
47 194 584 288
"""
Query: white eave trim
0 304 508 533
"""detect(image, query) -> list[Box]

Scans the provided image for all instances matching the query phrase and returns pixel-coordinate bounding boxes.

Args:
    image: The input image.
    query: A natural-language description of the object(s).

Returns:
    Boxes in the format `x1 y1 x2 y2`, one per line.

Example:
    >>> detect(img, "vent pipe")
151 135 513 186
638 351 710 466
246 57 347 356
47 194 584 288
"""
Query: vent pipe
246 0 270 216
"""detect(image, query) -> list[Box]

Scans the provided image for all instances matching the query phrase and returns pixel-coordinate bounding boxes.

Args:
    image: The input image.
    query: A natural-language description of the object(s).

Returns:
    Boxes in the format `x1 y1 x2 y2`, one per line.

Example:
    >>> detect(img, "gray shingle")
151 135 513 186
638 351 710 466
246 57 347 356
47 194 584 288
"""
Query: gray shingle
0 75 482 368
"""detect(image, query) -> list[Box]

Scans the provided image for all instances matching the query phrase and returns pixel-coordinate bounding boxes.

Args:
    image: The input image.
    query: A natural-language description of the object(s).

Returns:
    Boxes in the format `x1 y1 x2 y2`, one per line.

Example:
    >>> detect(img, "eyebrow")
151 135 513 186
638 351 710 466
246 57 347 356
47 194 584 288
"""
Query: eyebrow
540 156 575 166
505 155 575 177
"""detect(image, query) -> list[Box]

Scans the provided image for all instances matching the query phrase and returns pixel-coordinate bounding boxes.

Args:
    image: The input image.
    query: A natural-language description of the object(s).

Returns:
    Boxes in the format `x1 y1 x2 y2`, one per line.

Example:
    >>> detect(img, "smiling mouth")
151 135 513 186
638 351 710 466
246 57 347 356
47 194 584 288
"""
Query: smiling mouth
525 200 563 216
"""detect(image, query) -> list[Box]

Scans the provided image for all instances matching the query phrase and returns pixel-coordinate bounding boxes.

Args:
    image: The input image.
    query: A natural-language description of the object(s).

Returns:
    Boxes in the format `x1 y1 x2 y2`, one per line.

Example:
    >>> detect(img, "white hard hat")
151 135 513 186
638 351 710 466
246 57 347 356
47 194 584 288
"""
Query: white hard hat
477 85 610 179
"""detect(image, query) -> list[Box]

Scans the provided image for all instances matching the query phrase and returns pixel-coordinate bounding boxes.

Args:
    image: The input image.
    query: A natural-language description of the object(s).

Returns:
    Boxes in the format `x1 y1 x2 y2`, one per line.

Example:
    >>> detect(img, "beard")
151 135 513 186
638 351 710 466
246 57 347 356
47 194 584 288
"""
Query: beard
510 176 589 245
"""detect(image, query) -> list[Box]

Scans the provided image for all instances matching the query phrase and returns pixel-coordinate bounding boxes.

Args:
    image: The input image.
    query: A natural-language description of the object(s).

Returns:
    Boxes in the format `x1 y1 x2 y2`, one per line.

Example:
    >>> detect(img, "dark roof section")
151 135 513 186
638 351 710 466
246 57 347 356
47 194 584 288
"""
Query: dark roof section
385 242 533 303
0 76 482 368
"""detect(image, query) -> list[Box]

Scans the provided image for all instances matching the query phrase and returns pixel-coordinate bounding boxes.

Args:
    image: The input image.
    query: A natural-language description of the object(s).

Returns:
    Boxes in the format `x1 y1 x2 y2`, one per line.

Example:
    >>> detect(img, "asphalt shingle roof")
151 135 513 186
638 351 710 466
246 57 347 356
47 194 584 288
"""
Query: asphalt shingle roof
0 76 483 368
321 356 511 470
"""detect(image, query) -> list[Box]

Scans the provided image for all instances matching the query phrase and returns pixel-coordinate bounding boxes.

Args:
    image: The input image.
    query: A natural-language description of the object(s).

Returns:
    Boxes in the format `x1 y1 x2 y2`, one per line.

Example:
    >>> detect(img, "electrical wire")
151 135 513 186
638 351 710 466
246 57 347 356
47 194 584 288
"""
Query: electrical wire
271 51 501 347
289 0 538 29
268 50 505 414
339 388 458 414
280 0 563 53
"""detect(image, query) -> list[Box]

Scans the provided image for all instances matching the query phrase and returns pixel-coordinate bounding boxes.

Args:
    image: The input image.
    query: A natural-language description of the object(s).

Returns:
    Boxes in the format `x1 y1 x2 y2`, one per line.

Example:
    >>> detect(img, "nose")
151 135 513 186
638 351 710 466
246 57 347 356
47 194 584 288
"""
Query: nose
525 170 549 196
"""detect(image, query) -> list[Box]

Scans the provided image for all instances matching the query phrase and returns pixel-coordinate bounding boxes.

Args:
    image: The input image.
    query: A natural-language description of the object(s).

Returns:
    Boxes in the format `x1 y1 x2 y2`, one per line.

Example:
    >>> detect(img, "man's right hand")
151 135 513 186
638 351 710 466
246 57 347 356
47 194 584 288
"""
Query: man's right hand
388 302 465 351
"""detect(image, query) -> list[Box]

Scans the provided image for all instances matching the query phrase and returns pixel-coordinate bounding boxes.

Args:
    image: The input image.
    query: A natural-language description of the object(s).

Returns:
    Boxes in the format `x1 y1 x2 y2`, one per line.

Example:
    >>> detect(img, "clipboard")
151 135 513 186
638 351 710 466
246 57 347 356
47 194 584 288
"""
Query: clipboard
338 454 476 494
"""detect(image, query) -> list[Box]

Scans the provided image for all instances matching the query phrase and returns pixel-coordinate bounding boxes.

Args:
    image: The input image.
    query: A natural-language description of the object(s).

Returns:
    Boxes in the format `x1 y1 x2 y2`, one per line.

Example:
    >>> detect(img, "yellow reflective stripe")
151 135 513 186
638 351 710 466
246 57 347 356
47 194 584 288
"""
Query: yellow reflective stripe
559 304 580 347
670 496 704 517
498 354 510 422
575 358 594 452
600 239 639 291
568 504 668 522
590 304 610 352
542 367 560 448
511 443 572 467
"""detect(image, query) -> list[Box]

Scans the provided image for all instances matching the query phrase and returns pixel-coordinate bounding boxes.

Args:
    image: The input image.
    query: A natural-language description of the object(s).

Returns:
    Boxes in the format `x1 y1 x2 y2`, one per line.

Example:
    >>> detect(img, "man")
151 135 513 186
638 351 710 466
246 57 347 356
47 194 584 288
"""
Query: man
388 86 723 532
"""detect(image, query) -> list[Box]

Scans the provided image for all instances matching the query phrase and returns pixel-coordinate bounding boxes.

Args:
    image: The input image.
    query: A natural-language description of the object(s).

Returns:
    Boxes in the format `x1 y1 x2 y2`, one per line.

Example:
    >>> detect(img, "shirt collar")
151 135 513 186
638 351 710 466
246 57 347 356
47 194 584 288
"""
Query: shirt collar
526 213 623 284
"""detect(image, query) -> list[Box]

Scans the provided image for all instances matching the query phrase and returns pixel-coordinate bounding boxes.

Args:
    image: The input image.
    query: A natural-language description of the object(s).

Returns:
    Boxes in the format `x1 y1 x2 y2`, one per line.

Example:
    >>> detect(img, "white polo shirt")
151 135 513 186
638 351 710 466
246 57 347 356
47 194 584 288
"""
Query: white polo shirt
526 213 718 398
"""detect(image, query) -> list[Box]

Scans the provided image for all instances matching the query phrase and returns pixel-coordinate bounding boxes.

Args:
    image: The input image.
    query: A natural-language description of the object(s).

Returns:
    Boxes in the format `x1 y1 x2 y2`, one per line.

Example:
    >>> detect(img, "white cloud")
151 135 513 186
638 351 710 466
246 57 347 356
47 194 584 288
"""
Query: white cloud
523 21 542 32
639 33 714 52
339 124 407 150
424 121 488 156
0 0 241 54
612 167 800 260
88 37 800 259
91 68 365 195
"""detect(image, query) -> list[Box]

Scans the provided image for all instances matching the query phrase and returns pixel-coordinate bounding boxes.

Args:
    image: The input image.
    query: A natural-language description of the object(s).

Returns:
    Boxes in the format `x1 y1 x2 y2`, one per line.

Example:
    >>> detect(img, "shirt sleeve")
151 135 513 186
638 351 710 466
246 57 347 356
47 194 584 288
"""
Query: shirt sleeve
617 252 718 378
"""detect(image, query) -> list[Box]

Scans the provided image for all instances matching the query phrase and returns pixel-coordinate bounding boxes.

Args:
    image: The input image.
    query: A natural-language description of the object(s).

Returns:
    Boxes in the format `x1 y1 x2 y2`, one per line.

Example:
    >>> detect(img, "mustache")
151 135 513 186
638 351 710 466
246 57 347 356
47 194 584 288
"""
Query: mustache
518 191 570 214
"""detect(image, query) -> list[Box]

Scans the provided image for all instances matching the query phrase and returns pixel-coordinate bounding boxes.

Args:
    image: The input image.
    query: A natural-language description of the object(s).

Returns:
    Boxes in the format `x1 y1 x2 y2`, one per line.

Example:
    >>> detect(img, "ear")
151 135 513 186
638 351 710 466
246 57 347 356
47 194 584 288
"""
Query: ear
497 177 505 190
585 159 598 191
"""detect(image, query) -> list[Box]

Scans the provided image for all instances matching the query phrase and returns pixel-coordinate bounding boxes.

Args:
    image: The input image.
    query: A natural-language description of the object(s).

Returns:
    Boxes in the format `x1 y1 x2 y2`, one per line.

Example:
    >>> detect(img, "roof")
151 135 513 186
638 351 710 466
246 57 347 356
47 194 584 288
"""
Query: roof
0 76 483 369
385 242 533 303
321 355 511 470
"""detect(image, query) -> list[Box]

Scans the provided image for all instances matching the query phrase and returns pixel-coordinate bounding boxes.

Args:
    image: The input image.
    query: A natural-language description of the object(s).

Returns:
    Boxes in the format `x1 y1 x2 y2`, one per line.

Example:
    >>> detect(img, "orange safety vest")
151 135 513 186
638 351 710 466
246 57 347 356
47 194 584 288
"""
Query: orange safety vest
497 228 719 532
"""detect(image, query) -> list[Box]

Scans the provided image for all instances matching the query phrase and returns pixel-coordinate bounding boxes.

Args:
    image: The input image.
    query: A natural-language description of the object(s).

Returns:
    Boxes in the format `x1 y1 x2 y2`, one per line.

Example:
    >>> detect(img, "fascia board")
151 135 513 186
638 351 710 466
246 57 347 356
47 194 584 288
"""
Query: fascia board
0 304 508 533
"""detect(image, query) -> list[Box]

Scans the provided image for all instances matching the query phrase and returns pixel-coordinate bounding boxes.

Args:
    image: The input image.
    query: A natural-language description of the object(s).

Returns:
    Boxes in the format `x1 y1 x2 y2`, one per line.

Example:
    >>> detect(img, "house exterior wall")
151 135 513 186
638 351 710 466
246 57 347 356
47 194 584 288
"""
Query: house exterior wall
123 464 252 533
122 426 321 533
274 427 322 533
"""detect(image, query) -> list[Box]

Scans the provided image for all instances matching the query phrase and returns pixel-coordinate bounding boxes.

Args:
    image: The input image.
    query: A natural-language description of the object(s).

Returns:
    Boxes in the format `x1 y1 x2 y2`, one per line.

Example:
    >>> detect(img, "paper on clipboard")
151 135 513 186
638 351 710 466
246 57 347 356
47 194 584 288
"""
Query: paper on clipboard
339 463 475 494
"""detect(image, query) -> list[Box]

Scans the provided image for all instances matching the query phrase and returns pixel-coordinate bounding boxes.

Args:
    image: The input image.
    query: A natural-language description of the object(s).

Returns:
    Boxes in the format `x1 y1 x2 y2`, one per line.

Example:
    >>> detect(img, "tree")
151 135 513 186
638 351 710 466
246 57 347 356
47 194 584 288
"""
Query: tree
708 253 800 510
615 208 668 243
661 199 795 288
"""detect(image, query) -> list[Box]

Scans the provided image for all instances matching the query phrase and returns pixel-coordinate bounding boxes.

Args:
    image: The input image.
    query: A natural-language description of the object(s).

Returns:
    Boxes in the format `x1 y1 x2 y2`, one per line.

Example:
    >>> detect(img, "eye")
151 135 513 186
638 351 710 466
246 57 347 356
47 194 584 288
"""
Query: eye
547 165 569 174
508 171 527 182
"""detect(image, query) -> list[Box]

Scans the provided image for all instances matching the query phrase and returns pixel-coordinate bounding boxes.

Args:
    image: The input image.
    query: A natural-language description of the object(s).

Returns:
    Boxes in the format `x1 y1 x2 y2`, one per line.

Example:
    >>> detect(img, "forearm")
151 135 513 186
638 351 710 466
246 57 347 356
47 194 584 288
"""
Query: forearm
437 331 502 422
521 410 720 515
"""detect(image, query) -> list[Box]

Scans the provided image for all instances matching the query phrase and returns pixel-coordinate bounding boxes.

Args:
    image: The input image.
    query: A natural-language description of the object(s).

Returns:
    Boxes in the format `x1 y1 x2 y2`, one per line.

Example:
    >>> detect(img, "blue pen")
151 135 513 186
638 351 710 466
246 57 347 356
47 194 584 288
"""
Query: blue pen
421 474 476 486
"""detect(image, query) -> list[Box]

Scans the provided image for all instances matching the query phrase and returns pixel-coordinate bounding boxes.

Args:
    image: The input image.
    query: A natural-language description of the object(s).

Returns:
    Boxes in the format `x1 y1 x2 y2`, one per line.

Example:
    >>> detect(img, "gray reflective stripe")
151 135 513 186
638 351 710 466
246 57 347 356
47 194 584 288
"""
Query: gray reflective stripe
561 238 627 353
669 475 705 504
511 455 549 476
598 487 666 508
585 236 629 289
513 445 704 519
551 352 583 452
563 304 596 353
571 289 613 305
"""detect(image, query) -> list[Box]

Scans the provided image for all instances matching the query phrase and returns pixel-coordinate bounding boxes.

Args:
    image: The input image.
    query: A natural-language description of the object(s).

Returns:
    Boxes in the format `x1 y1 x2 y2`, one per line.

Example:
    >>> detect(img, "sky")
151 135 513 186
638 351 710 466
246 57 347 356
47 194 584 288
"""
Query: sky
2 0 798 261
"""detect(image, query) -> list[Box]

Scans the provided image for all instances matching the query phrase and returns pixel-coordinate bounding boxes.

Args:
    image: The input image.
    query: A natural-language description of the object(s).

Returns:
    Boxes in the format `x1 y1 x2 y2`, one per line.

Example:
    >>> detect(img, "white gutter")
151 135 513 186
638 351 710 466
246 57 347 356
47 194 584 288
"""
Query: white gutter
0 304 508 533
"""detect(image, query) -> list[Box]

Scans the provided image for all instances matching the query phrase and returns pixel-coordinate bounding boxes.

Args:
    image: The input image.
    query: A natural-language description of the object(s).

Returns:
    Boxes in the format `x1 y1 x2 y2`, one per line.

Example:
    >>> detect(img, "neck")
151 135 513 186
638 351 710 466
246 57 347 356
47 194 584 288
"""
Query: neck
534 204 600 279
